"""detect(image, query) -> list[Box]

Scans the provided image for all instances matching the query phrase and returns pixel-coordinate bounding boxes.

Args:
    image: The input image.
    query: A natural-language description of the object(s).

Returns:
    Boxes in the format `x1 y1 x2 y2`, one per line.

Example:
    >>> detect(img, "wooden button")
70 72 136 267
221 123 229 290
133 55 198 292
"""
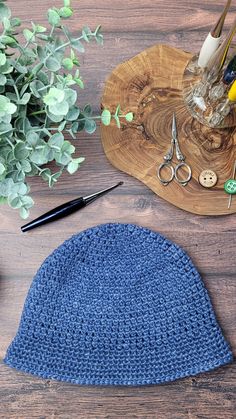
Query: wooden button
199 170 218 188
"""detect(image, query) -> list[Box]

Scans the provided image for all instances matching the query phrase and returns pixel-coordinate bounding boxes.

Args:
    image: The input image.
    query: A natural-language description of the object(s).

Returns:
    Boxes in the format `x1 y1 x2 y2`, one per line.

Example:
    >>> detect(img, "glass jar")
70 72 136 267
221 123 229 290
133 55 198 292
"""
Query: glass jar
182 53 236 129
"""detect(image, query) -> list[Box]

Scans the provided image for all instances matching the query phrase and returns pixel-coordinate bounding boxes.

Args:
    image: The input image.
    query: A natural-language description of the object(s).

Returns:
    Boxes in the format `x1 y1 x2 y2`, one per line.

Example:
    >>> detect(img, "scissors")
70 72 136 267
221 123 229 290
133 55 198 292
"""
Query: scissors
157 113 192 186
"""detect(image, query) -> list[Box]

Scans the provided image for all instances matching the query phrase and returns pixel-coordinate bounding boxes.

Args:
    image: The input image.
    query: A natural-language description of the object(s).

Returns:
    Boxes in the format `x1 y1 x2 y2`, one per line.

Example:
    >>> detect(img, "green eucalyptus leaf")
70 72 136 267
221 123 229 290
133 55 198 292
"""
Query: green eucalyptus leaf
55 140 75 165
8 193 22 209
0 74 6 86
84 119 96 134
13 182 28 195
75 77 84 89
0 3 11 23
114 115 121 128
17 93 31 105
66 106 80 121
61 140 75 154
67 156 85 174
47 8 61 26
115 104 121 116
14 142 29 160
43 87 65 105
36 34 51 41
101 109 111 126
0 114 12 124
74 157 85 164
27 164 38 177
0 61 13 74
0 162 5 175
64 88 77 107
30 148 48 165
13 61 28 74
58 120 67 131
70 49 75 60
0 95 17 117
0 35 16 47
45 56 61 72
20 159 31 173
10 17 21 27
2 16 10 30
64 0 71 6
21 195 34 208
19 207 29 219
82 26 91 43
15 117 32 135
67 160 79 174
46 111 64 122
71 121 79 133
83 104 92 116
0 178 14 197
13 170 26 182
77 115 85 131
30 80 45 98
49 101 69 116
62 57 73 70
59 7 73 18
71 38 85 53
23 29 35 42
125 112 134 122
96 33 103 45
0 53 6 66
37 70 49 85
48 132 64 148
35 25 47 33
26 132 40 147
0 122 12 134
36 45 46 61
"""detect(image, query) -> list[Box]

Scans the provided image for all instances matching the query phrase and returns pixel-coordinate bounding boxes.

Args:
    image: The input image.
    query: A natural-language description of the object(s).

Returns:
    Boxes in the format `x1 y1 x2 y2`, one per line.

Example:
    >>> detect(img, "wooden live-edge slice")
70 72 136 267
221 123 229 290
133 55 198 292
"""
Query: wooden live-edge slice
101 44 236 216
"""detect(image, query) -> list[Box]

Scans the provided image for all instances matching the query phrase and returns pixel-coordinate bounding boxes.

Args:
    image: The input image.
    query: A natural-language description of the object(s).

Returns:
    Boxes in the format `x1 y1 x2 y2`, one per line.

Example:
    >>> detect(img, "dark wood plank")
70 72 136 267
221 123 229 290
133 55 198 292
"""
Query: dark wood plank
0 1 235 418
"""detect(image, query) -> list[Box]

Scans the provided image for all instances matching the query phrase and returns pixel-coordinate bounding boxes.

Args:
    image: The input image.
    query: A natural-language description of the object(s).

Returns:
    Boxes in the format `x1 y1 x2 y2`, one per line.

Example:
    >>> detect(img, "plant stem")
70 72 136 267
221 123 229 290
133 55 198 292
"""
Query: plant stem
5 137 14 149
49 25 55 37
9 75 20 101
15 29 36 65
30 109 46 116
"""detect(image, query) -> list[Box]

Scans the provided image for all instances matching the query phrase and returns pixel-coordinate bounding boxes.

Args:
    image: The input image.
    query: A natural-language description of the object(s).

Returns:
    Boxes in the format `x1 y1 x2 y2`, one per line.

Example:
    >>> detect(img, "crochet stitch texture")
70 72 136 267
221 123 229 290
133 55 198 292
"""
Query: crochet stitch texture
4 223 233 385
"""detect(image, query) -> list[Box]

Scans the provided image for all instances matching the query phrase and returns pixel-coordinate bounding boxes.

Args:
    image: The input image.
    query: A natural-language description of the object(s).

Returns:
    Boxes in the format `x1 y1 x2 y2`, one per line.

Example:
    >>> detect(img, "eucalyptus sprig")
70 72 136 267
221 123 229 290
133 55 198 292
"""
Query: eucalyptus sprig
0 0 133 218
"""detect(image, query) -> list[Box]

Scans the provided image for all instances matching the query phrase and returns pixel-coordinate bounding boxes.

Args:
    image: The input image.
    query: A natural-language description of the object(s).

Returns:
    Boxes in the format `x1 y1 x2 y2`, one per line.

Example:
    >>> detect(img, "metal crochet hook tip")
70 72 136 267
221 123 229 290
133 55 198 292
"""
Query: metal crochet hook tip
84 181 123 204
211 0 232 38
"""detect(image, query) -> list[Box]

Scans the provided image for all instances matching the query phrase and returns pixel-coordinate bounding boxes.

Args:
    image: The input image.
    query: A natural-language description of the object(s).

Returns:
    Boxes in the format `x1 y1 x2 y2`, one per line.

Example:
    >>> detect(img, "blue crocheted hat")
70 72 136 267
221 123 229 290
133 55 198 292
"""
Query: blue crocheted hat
5 223 232 385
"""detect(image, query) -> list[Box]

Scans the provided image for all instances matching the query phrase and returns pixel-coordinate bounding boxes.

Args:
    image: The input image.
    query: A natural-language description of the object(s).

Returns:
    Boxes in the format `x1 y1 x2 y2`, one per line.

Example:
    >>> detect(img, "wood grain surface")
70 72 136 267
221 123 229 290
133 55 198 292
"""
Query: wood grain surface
0 1 235 418
101 44 236 215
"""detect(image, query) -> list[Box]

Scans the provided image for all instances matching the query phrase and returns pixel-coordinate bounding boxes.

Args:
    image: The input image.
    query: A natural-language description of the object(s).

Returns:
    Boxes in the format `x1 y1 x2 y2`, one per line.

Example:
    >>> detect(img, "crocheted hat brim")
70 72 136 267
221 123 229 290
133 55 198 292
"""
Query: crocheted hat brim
4 223 233 385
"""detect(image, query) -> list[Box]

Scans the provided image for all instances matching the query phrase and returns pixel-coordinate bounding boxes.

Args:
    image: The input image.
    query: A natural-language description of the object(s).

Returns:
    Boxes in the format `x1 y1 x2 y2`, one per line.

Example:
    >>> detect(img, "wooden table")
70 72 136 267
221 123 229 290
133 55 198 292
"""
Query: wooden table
0 1 235 417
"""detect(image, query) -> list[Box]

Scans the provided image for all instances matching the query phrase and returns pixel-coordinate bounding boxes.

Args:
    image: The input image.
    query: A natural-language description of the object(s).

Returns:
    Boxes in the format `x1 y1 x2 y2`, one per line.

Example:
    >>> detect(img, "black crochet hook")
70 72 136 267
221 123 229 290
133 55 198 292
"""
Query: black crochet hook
21 181 123 233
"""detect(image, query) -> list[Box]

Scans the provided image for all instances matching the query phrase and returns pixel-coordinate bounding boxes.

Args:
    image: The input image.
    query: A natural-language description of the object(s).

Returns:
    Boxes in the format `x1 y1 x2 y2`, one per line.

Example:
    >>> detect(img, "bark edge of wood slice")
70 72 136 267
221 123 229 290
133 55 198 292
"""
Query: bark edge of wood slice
101 44 236 216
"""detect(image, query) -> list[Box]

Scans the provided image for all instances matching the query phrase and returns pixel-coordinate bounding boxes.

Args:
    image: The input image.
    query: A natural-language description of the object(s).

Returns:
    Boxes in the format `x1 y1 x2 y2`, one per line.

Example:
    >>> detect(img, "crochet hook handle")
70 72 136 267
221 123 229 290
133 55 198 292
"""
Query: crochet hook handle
21 181 123 232
198 0 232 69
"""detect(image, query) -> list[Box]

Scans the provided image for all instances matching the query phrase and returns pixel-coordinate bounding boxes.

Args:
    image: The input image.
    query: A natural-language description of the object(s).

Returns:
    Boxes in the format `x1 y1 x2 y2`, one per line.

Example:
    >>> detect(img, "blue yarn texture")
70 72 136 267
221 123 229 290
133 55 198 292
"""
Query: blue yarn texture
4 223 233 385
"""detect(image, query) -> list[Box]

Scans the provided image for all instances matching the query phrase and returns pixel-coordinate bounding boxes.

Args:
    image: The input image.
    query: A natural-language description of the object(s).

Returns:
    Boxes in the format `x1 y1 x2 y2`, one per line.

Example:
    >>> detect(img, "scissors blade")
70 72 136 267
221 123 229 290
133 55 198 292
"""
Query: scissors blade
172 112 177 140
